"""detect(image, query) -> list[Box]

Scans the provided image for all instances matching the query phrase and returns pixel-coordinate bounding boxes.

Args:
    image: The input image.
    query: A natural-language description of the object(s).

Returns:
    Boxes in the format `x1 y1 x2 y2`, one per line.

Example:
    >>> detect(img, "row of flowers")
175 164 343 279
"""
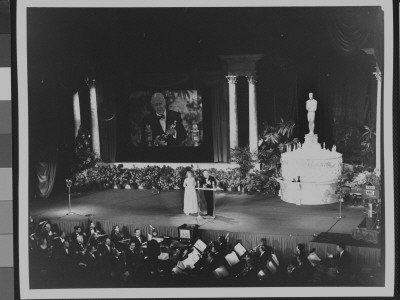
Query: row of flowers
71 163 279 195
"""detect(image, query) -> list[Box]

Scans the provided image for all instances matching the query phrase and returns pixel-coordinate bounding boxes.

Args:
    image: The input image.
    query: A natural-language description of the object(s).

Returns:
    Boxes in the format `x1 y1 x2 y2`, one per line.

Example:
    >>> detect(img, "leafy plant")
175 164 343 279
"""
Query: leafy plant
70 126 101 175
230 146 257 179
258 119 295 149
360 125 376 168
225 168 241 188
331 118 362 163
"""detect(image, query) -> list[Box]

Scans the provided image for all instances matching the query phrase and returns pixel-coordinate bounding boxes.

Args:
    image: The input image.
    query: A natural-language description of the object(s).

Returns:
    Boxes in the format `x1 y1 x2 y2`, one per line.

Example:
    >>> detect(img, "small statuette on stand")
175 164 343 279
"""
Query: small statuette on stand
297 176 301 182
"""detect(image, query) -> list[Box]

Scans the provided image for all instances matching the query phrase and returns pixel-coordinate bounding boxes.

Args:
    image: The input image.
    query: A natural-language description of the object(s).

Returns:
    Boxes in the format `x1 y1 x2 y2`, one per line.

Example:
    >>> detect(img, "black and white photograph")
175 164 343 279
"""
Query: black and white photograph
16 0 395 298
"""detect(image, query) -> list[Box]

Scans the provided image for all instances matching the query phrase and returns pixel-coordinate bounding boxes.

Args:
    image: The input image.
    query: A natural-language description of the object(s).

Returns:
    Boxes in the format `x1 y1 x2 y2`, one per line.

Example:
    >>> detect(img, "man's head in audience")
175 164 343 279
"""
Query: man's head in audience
129 242 136 252
336 243 345 253
105 238 111 246
63 240 70 249
134 229 141 237
89 245 97 254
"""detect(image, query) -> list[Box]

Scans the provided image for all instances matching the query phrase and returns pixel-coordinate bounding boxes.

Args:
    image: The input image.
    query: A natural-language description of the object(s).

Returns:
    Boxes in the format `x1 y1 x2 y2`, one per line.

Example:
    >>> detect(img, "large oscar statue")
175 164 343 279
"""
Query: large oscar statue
306 92 318 136
277 91 343 205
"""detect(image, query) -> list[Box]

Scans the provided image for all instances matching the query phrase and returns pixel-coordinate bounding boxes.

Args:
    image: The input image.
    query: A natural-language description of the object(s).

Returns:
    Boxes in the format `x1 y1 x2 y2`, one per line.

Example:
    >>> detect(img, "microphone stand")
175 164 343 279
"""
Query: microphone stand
335 197 345 219
59 179 86 219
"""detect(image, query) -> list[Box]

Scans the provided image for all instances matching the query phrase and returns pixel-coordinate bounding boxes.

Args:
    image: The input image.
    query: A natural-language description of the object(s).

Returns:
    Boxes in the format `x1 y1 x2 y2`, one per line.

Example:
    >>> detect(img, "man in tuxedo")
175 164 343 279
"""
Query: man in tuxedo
125 241 142 278
199 171 217 216
52 231 67 251
131 229 146 248
55 240 75 283
70 226 83 245
327 243 352 284
141 92 186 146
146 230 161 274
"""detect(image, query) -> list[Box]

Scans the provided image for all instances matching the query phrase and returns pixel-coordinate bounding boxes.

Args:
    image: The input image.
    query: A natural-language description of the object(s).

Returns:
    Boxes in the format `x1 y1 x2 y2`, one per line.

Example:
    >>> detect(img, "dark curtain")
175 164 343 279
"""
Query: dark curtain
35 145 57 198
211 84 229 162
29 72 61 198
326 7 384 71
373 9 384 73
320 53 375 127
326 7 374 57
97 83 117 162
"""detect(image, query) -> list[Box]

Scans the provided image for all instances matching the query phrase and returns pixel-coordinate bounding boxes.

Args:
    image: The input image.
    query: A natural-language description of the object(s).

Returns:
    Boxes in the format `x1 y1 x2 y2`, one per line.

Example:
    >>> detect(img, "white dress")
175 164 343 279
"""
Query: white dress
183 177 198 215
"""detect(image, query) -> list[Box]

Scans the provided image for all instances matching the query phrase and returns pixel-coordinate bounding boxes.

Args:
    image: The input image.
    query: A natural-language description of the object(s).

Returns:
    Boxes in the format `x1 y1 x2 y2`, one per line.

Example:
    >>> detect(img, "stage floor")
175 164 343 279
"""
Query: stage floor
30 189 366 236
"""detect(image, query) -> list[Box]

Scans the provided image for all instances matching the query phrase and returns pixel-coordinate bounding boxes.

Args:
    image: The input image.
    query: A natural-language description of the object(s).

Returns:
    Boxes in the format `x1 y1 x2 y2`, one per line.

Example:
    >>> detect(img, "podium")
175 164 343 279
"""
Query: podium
196 187 222 219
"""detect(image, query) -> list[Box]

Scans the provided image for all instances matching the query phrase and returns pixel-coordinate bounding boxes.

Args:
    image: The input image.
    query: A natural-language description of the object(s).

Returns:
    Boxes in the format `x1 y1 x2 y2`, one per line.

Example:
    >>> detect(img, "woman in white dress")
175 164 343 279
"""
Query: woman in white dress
183 171 198 215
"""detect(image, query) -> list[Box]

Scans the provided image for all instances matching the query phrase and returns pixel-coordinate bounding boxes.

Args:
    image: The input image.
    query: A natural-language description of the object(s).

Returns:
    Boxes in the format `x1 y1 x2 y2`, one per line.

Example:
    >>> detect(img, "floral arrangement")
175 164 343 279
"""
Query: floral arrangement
350 169 381 187
138 166 161 189
70 126 101 175
225 168 241 188
70 162 281 196
172 166 187 188
155 166 175 191
112 164 124 186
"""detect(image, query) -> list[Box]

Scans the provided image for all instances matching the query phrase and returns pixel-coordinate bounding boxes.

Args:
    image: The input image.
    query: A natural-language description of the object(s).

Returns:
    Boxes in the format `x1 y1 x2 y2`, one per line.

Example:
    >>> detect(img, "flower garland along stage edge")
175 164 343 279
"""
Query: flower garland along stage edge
70 163 280 196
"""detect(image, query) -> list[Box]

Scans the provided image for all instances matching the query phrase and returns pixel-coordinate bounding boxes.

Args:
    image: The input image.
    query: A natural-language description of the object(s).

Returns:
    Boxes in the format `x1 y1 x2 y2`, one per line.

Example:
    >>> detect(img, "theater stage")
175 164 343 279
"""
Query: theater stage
30 189 380 266
30 189 366 235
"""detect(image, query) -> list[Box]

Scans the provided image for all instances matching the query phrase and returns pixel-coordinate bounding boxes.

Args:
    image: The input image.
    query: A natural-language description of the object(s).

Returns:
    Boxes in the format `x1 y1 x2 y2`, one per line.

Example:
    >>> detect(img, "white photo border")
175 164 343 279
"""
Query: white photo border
17 0 395 298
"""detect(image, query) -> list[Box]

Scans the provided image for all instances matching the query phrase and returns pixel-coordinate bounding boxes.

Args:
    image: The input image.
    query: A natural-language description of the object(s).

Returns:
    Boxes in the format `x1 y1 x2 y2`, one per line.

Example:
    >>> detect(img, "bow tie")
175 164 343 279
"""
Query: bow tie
157 114 165 120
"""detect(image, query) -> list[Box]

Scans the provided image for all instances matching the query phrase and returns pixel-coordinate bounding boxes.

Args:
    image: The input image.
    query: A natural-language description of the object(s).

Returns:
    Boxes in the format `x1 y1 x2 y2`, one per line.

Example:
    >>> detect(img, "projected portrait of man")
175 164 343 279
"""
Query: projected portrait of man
141 92 186 146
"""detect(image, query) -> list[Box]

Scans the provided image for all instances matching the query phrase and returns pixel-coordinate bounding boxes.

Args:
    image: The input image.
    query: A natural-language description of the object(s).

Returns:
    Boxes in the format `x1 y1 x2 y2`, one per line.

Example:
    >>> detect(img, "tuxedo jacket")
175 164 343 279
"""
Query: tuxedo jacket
199 175 217 189
254 251 269 272
141 109 186 146
146 239 161 260
131 235 146 247
335 250 351 275
125 249 142 269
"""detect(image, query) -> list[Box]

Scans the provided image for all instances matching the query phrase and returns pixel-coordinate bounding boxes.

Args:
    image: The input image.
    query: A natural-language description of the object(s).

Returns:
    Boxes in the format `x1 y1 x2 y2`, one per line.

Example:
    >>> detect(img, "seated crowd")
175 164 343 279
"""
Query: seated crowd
28 217 382 288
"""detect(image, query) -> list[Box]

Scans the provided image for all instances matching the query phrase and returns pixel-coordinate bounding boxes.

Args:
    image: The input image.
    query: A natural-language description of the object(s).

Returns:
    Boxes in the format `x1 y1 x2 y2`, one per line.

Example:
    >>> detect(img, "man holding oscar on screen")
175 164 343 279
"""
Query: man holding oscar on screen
141 92 186 146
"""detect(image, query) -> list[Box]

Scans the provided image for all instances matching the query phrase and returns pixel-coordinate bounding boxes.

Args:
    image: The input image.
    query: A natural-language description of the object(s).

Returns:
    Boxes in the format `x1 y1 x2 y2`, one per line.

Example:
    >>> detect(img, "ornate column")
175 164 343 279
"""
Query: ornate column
226 76 238 149
373 69 382 171
86 78 101 157
247 76 258 153
72 91 81 138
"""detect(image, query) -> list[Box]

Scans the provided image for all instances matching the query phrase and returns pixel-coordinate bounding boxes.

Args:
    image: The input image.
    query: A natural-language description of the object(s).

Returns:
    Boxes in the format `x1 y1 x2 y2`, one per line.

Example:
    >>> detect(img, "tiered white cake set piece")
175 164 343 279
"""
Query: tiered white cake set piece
278 134 342 205
281 134 342 184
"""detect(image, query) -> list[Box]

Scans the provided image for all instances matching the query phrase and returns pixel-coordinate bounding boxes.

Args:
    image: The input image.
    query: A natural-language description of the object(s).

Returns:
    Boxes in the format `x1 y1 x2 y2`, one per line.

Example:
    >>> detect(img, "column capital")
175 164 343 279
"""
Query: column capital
373 71 382 82
85 77 96 88
246 76 257 85
226 76 237 85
